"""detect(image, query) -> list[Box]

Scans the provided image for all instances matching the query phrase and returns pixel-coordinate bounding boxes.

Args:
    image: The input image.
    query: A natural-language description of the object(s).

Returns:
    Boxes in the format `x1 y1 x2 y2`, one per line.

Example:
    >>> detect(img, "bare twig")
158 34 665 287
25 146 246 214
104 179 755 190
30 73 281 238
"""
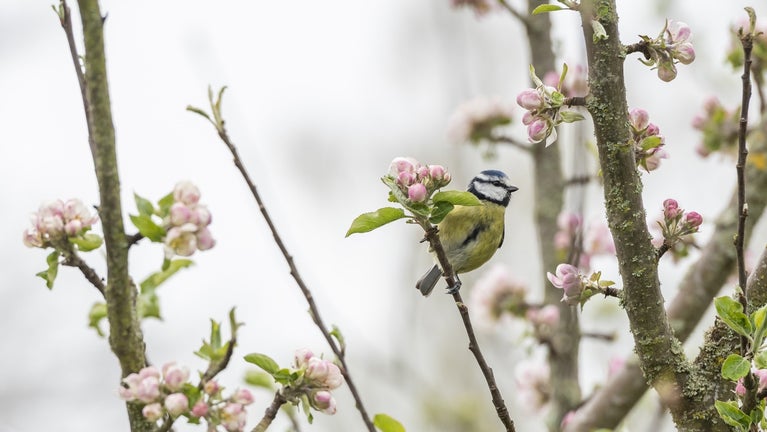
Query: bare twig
497 0 529 27
625 40 651 59
126 232 144 247
421 225 516 432
252 391 288 432
488 134 532 152
60 245 106 295
188 88 376 432
735 17 757 414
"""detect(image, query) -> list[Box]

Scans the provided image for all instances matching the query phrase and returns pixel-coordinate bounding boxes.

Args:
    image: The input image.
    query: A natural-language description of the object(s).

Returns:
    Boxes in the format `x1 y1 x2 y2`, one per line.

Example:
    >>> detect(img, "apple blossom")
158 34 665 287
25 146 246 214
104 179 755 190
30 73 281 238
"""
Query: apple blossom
446 97 513 144
164 393 189 417
142 403 163 422
312 390 337 415
162 362 190 391
232 388 255 405
191 400 209 418
221 403 247 432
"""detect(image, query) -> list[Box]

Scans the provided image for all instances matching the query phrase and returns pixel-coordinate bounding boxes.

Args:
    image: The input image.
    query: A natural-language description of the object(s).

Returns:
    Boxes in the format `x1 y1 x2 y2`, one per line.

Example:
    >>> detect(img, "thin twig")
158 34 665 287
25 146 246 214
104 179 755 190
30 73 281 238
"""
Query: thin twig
736 19 756 415
564 96 588 107
624 40 651 59
497 0 529 27
126 232 144 247
421 225 516 432
60 246 106 296
580 331 616 342
252 391 287 432
56 0 96 156
189 90 376 432
488 134 532 152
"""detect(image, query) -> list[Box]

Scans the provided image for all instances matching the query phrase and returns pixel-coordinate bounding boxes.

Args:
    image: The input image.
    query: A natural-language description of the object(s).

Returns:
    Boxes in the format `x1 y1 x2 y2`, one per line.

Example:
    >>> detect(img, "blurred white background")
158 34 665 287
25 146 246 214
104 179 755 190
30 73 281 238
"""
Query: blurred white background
1 0 762 431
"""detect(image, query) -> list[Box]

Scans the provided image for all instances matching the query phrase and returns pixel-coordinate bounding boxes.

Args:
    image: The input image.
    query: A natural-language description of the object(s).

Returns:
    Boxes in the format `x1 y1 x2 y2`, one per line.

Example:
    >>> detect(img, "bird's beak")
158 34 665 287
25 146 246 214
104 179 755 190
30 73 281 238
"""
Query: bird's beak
509 185 519 193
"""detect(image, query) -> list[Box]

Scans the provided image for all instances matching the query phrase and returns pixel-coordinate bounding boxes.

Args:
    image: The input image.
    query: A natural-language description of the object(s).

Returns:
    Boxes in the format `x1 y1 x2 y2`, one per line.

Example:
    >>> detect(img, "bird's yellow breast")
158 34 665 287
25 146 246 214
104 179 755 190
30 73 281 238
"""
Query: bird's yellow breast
436 202 506 274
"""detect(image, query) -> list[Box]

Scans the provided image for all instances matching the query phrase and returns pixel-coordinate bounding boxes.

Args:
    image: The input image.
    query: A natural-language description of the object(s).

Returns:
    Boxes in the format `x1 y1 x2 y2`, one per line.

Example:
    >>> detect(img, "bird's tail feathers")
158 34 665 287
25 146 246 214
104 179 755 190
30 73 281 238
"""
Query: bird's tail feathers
416 265 442 296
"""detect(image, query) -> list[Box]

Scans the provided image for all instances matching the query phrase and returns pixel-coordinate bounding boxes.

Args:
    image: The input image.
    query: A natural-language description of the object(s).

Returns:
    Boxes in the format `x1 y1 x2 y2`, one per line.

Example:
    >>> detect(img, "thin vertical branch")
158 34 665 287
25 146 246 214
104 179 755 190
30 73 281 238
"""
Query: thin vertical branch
188 92 376 432
66 0 149 430
735 17 756 415
421 225 516 432
252 392 287 432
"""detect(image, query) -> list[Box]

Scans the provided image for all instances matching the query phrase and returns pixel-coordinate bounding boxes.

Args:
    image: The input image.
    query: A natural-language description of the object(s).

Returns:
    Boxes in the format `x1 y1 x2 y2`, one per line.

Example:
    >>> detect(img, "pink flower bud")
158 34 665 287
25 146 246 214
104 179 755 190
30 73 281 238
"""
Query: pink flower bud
546 264 582 304
232 388 255 405
522 110 534 125
165 224 198 257
407 183 428 202
142 402 163 422
136 376 161 403
221 403 247 432
657 61 677 82
645 123 660 136
388 157 418 176
528 304 559 327
312 390 337 415
64 219 83 236
396 171 416 187
294 348 315 369
643 148 668 172
667 20 692 43
684 211 703 229
429 165 446 181
169 202 193 226
164 393 189 417
23 228 44 248
196 228 216 251
195 205 212 226
305 358 344 390
674 42 695 65
755 369 767 392
527 117 549 143
736 378 746 396
663 199 681 219
628 108 649 132
191 400 209 418
162 362 190 391
173 181 201 206
203 380 220 395
416 165 430 179
516 89 543 110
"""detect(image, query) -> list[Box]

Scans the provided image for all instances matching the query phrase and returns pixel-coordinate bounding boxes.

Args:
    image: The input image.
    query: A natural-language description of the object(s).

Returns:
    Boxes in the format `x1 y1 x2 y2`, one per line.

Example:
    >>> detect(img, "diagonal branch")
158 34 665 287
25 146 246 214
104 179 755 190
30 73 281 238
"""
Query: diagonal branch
421 225 516 432
188 89 376 432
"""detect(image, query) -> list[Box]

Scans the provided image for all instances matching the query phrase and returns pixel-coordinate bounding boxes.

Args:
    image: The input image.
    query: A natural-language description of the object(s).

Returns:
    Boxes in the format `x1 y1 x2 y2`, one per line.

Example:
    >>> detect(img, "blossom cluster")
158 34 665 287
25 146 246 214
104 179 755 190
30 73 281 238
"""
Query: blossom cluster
163 181 215 259
691 97 740 157
290 349 345 414
23 199 99 249
447 97 514 144
657 198 703 246
516 67 584 144
553 211 615 270
638 20 696 82
387 157 451 203
468 265 530 328
119 362 254 431
514 359 551 411
546 264 615 306
628 108 667 172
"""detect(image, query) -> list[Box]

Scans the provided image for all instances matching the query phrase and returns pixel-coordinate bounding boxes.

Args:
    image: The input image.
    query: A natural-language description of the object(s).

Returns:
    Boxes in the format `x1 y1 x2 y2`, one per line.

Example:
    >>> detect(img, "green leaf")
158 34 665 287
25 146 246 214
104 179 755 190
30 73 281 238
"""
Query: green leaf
529 65 543 88
558 111 585 123
244 370 275 390
345 207 407 237
137 290 161 320
715 296 753 338
69 233 103 252
134 193 155 217
752 305 767 350
36 250 60 289
432 190 482 207
382 176 410 207
558 63 568 91
591 19 609 42
639 135 663 151
755 350 767 369
550 91 565 106
531 4 563 14
157 192 175 215
330 325 346 353
715 400 752 429
721 354 751 381
374 413 406 432
272 368 294 385
140 259 194 293
244 353 280 376
129 214 165 242
87 302 108 337
429 201 454 224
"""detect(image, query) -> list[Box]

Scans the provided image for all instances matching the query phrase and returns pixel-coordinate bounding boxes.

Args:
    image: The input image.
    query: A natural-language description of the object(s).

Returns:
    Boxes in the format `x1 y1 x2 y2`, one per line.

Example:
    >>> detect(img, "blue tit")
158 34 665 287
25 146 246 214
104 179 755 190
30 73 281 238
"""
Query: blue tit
416 170 518 296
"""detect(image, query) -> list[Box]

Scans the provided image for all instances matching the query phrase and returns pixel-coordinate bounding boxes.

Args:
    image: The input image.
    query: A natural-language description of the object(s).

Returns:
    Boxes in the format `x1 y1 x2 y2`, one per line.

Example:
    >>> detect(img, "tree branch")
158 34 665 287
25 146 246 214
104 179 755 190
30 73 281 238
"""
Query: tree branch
252 391 287 432
421 225 516 432
59 244 106 296
189 91 375 432
70 1 149 430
